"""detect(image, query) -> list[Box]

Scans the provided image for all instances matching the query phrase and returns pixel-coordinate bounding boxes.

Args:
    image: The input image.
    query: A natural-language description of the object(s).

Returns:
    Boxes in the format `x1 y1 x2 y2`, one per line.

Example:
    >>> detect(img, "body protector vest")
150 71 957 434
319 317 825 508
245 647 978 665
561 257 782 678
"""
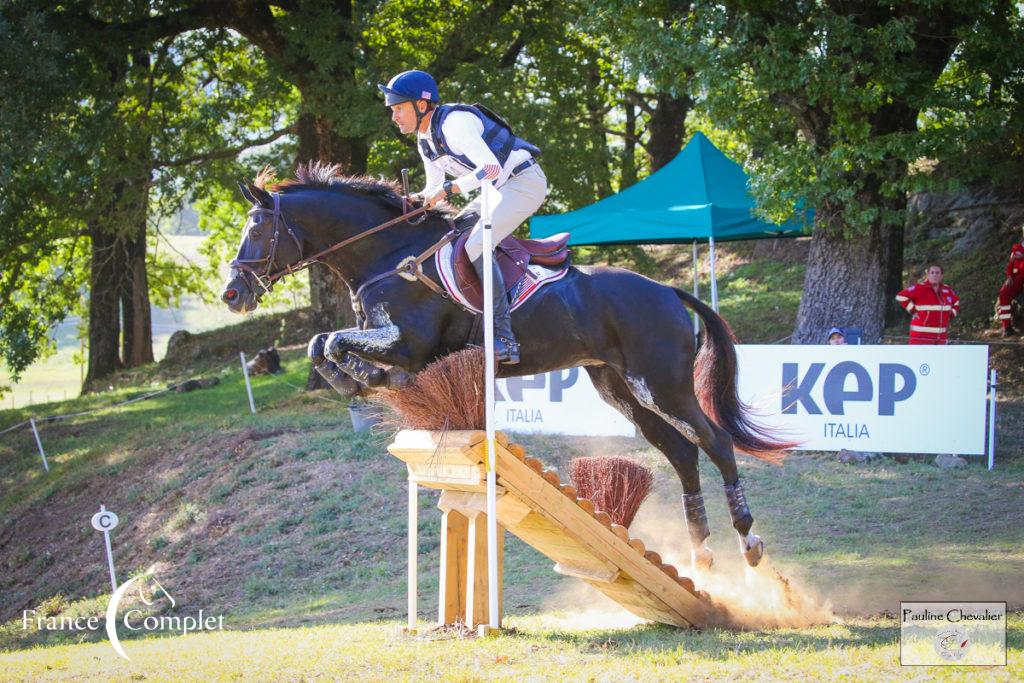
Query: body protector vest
427 103 541 169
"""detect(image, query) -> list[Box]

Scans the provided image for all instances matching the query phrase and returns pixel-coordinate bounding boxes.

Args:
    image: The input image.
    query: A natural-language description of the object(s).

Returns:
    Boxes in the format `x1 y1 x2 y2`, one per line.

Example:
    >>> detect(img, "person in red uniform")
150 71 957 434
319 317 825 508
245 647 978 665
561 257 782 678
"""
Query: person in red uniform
895 264 961 345
997 236 1024 337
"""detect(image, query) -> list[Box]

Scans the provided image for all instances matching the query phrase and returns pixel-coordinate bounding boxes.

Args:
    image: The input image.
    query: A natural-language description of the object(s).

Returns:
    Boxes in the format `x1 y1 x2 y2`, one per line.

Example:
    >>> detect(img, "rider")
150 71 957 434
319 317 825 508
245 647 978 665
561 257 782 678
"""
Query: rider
378 69 547 365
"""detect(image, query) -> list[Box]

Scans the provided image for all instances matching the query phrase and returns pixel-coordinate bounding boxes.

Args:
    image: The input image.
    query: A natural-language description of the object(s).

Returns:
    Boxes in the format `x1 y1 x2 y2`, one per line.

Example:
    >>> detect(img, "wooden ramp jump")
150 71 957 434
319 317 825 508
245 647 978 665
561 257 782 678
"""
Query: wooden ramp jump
388 430 725 630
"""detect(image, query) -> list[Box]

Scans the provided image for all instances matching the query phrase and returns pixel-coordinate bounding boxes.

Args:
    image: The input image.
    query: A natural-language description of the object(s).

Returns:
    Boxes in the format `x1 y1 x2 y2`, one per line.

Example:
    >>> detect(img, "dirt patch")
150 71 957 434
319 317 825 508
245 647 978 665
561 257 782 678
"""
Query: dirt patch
0 423 403 626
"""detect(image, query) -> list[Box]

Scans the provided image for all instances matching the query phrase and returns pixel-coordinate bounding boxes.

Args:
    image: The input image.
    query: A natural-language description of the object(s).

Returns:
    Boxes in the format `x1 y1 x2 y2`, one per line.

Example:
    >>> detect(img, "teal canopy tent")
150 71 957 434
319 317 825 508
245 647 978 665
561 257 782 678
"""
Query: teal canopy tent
530 131 811 311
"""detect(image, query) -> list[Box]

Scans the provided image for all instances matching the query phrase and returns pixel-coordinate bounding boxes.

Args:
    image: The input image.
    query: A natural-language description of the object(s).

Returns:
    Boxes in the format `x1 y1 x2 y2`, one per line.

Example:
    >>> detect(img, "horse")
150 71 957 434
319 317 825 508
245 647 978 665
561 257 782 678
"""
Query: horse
221 163 794 570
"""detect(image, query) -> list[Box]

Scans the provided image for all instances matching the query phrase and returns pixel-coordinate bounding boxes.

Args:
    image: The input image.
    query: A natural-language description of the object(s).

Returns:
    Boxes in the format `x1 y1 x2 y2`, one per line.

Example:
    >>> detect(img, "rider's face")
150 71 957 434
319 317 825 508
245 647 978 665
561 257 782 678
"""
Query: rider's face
927 266 943 286
389 101 424 135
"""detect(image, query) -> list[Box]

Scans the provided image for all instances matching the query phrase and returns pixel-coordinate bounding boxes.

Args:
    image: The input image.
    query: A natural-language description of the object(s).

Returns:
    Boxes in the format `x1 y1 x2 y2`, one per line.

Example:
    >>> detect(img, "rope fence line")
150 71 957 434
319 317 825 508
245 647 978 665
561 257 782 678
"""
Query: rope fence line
261 371 348 405
0 354 344 471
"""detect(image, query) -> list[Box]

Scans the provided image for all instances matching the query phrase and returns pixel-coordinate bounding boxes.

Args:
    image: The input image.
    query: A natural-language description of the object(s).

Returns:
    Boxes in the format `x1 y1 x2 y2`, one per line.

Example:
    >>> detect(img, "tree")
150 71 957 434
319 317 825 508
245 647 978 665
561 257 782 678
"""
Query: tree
692 2 995 342
2 3 296 389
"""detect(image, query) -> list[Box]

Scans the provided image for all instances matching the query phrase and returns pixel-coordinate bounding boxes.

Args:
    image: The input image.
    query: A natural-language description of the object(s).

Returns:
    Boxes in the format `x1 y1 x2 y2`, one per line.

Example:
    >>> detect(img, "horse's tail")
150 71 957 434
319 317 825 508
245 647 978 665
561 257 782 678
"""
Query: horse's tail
673 287 796 463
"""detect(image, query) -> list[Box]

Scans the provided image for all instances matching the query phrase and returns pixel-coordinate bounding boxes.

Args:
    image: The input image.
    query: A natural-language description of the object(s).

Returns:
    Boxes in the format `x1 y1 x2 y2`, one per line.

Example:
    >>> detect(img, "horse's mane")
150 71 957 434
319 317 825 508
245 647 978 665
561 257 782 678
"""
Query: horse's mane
254 162 454 217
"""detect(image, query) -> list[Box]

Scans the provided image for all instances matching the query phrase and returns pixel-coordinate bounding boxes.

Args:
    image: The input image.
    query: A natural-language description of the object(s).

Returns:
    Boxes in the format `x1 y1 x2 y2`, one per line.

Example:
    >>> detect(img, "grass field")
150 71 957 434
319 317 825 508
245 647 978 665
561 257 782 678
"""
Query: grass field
1 231 1023 679
2 613 1020 682
1 341 1021 679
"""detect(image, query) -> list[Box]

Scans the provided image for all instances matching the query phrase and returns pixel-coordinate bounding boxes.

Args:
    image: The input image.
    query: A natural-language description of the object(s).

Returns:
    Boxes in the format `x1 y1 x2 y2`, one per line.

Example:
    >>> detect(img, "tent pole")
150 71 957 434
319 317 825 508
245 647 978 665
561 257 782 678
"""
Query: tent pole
709 236 719 312
692 242 700 335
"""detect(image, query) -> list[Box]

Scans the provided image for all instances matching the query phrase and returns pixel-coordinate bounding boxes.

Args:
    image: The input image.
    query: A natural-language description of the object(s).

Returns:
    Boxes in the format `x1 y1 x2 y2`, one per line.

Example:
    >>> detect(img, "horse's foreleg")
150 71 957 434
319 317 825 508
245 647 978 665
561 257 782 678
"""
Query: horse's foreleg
308 330 412 394
307 333 366 397
320 304 413 390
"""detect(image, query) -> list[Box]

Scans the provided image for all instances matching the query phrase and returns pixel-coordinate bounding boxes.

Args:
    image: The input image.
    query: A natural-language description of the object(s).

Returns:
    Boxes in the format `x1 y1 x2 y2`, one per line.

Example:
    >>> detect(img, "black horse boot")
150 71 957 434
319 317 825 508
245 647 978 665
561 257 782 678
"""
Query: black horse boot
472 255 520 365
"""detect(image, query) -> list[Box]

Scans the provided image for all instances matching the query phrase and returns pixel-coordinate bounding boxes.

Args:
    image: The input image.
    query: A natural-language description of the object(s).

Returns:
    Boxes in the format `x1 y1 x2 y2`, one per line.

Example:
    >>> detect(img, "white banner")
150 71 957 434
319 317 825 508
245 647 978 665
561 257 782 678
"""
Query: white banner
736 345 990 454
495 369 635 437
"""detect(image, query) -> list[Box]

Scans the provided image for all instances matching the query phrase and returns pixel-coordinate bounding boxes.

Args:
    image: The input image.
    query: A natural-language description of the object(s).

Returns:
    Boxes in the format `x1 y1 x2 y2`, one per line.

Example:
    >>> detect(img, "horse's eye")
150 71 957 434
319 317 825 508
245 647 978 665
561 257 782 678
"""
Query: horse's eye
252 214 262 224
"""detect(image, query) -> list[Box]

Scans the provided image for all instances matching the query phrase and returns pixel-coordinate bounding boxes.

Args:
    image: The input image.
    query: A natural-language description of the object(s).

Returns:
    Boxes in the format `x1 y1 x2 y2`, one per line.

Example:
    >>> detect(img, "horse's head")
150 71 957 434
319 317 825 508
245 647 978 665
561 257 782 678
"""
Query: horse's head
221 181 306 313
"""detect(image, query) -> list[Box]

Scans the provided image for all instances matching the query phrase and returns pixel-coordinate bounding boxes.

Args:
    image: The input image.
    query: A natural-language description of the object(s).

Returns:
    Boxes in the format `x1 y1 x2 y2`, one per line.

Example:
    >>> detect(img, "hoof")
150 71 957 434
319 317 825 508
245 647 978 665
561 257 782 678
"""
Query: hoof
307 333 328 364
741 534 764 567
386 368 414 390
692 546 714 572
324 332 347 363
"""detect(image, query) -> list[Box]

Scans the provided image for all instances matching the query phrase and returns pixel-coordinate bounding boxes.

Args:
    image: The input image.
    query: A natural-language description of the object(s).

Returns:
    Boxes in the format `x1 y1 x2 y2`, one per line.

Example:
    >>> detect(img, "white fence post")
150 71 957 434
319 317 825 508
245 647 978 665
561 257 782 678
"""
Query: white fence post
988 368 997 471
29 418 49 472
407 480 418 632
240 352 257 414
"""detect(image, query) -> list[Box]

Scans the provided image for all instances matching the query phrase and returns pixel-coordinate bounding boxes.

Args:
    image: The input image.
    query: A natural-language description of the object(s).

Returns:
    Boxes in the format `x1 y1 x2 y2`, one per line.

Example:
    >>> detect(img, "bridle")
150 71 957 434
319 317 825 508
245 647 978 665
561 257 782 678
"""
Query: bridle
230 190 437 298
229 192 306 296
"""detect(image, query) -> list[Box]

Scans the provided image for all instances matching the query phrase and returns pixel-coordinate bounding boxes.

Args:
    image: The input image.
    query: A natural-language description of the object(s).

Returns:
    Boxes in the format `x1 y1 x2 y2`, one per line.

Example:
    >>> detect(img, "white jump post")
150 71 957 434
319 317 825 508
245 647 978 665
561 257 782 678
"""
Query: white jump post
708 235 719 312
239 352 257 414
481 179 500 634
988 368 997 471
407 479 418 631
692 241 700 336
29 418 49 472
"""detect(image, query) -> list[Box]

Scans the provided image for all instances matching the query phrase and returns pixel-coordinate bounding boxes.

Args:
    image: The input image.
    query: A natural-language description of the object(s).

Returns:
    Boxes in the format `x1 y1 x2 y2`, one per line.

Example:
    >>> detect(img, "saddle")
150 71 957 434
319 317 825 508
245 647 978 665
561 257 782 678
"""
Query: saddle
449 213 571 310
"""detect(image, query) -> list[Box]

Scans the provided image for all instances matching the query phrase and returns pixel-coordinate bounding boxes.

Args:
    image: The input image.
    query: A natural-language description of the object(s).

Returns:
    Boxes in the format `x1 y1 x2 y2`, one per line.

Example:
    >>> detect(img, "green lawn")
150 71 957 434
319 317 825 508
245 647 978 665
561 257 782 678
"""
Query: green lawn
1 614 1020 681
1 246 1022 679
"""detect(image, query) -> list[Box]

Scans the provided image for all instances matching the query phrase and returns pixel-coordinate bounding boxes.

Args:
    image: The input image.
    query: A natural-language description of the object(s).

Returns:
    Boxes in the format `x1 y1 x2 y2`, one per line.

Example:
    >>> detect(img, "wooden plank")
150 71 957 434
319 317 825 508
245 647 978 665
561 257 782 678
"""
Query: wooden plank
554 563 620 583
390 429 486 451
464 511 503 628
503 513 619 572
489 441 712 627
439 490 530 528
387 430 719 630
438 509 468 626
589 577 692 628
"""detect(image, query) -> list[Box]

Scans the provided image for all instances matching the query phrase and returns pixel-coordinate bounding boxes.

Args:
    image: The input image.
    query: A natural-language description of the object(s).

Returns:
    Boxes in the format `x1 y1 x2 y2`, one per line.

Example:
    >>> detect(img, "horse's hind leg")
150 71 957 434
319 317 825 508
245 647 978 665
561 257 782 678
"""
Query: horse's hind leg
586 366 715 570
621 369 765 567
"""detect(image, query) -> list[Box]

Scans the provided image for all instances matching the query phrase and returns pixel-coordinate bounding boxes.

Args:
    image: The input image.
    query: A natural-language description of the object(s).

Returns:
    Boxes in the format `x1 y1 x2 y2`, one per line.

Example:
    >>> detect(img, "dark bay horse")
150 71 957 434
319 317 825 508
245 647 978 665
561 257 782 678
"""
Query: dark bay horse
221 164 793 569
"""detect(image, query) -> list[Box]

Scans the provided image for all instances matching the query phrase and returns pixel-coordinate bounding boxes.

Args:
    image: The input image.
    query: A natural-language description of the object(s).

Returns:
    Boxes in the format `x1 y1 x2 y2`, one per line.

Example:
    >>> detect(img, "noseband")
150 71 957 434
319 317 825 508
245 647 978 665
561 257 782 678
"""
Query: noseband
229 192 305 295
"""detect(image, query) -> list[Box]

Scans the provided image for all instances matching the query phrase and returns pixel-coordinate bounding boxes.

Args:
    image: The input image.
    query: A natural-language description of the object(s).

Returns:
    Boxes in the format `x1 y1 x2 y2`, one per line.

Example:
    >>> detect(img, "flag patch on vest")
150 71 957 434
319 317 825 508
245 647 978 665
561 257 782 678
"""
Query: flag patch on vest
476 164 500 180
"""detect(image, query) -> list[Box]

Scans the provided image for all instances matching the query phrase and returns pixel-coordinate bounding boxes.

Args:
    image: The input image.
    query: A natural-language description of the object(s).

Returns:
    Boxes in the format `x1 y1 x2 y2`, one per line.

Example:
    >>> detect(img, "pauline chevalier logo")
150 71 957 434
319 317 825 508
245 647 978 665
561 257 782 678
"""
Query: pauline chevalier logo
933 627 971 661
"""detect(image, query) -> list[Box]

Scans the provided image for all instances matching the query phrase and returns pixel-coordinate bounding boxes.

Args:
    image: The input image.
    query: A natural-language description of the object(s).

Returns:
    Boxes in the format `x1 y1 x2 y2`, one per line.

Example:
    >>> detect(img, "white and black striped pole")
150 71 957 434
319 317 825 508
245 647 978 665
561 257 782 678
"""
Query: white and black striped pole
481 179 500 633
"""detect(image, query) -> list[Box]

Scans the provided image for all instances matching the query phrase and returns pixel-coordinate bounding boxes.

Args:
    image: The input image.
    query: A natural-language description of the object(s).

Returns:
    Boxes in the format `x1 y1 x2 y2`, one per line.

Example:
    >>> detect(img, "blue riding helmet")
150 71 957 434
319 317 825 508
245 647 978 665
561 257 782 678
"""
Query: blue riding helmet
378 70 440 106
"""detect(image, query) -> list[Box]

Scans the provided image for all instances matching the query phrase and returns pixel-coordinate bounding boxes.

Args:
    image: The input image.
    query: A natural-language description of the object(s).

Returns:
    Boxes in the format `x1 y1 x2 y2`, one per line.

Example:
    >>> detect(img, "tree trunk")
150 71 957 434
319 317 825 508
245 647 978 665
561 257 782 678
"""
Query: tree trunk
647 93 690 171
883 194 908 327
297 112 366 390
121 222 154 367
583 60 614 199
792 200 888 344
621 97 638 189
84 223 124 389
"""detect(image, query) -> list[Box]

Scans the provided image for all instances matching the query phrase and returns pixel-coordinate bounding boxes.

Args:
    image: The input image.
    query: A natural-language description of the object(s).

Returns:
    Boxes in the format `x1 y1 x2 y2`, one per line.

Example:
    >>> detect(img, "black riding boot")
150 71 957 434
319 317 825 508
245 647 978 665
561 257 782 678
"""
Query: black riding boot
472 255 520 365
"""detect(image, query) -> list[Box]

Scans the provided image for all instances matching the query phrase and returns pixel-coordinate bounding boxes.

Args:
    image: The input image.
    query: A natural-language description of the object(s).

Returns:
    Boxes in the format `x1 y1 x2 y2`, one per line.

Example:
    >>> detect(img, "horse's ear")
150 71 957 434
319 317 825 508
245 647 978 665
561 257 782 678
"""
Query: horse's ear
238 181 257 205
239 180 273 208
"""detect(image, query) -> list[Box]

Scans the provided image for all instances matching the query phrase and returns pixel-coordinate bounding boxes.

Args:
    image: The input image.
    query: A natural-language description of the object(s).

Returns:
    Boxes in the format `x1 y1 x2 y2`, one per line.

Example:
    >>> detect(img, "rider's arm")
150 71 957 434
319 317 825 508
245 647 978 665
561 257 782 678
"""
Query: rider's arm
442 111 501 195
417 145 445 199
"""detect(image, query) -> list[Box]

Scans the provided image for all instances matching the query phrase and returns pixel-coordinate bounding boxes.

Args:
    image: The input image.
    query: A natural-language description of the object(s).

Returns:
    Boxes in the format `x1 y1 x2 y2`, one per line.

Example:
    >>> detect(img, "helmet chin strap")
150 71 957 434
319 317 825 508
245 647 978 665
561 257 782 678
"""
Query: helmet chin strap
414 100 433 133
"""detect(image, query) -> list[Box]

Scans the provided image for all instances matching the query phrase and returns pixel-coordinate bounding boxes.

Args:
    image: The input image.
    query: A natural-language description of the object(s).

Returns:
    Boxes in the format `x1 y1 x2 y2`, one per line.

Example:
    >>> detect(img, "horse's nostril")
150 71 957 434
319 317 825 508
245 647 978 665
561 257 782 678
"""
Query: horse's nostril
223 288 238 303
